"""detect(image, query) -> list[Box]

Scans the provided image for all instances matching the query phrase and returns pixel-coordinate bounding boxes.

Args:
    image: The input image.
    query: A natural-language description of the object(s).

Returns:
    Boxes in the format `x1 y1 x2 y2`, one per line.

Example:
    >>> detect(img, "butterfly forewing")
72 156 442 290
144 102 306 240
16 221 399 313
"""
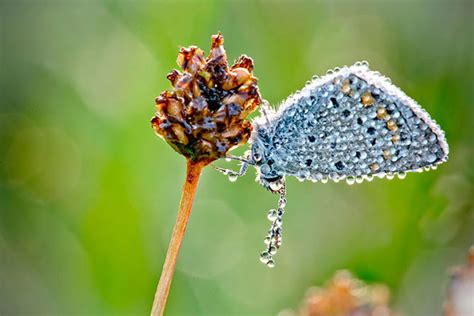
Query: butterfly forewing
268 63 448 181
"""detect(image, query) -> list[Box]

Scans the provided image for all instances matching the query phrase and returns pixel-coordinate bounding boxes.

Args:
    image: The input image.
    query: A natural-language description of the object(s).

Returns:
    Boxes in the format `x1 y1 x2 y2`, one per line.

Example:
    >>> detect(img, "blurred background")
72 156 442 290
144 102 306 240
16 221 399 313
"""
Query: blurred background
1 0 473 315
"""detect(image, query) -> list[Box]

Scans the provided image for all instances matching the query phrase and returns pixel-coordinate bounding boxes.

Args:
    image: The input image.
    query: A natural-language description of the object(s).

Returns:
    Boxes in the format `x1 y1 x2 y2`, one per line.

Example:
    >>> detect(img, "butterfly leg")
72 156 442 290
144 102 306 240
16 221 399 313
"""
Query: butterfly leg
259 181 287 268
211 151 251 182
211 161 249 182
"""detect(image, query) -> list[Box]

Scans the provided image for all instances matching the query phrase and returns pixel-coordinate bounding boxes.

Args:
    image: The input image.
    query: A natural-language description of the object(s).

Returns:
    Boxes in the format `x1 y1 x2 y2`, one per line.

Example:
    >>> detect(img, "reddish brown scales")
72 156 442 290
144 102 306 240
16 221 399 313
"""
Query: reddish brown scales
151 33 261 164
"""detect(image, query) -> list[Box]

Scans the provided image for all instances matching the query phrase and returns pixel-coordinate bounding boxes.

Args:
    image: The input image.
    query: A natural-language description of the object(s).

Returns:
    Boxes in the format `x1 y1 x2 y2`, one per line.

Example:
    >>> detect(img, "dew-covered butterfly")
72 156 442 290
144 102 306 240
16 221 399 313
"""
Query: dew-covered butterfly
212 61 449 267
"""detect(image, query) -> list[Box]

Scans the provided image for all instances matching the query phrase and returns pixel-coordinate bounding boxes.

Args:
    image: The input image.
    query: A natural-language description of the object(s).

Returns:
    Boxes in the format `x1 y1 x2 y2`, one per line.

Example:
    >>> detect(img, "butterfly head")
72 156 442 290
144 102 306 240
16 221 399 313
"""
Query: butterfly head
250 126 285 192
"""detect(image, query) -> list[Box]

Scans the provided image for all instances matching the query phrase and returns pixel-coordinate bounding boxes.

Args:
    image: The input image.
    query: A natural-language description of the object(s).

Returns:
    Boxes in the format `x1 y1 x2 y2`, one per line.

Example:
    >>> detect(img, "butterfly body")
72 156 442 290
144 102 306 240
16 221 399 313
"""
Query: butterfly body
250 62 448 190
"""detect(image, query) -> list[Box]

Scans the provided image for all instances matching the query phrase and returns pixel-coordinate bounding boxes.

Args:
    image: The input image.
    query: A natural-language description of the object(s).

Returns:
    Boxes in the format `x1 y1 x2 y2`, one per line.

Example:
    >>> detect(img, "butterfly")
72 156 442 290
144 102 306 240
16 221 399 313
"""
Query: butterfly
212 61 449 267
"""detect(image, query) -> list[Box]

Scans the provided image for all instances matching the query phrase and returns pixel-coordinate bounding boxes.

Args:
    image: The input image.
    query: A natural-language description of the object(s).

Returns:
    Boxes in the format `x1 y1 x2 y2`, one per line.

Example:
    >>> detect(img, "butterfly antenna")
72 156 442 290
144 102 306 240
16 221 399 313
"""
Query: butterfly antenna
260 99 272 125
259 181 287 268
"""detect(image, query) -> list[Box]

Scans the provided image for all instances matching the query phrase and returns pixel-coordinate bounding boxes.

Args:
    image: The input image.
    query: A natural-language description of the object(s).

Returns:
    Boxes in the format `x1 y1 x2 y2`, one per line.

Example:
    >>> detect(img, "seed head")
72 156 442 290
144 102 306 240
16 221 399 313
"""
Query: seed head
444 246 474 316
284 270 396 316
151 33 262 164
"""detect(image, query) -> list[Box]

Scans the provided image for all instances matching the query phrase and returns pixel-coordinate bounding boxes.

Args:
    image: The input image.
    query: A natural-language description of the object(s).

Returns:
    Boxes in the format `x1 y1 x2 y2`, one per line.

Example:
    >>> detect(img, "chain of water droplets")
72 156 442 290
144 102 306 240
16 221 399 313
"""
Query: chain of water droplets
259 187 287 268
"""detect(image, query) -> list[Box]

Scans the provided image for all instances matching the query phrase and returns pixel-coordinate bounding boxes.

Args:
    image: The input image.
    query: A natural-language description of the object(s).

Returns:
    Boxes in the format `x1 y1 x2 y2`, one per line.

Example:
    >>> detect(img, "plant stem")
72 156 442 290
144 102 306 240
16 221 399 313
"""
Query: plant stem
151 160 204 316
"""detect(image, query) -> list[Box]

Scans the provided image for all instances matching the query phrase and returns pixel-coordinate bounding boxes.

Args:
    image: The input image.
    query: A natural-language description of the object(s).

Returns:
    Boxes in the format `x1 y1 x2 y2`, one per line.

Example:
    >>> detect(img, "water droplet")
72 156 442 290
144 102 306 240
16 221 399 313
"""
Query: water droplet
269 181 283 191
266 260 275 268
426 154 437 163
225 157 232 162
346 176 355 185
264 237 271 245
355 176 364 184
361 60 369 67
228 174 238 182
260 163 271 174
269 246 277 255
260 252 270 263
397 172 406 179
275 218 283 227
267 209 278 221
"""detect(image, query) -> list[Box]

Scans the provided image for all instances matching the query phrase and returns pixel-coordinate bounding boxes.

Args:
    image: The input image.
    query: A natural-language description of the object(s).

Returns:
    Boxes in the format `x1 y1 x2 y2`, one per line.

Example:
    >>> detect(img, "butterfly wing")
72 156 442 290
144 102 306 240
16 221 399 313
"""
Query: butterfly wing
267 62 449 182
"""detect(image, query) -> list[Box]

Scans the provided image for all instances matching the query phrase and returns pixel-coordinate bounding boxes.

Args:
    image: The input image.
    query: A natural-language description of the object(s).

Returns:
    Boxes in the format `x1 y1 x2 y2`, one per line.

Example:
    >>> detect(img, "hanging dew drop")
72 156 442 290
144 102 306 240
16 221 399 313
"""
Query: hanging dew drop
397 172 406 179
228 174 238 182
264 236 271 245
266 260 275 268
275 218 282 227
269 246 277 255
346 176 356 185
267 209 278 221
260 252 270 263
269 181 282 191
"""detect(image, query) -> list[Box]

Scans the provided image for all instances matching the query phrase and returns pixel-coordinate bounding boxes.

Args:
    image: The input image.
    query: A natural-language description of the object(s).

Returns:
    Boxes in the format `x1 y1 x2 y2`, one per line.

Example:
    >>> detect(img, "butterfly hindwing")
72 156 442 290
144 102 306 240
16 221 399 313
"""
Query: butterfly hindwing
267 62 449 182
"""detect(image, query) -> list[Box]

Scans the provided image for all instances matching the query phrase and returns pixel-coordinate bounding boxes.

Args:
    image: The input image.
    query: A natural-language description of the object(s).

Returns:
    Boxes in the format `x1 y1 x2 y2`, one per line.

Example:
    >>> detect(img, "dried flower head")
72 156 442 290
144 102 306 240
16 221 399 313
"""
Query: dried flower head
151 32 261 164
444 246 474 316
281 270 397 316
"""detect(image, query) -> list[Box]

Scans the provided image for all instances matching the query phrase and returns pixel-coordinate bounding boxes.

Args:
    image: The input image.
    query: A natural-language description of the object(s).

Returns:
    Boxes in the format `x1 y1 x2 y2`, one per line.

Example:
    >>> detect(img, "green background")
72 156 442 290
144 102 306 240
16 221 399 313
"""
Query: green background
1 0 472 315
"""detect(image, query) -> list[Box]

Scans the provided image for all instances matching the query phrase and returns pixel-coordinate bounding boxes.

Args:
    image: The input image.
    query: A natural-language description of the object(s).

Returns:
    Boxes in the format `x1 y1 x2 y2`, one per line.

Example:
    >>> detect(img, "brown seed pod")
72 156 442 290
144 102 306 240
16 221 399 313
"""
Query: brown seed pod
444 246 474 316
151 32 262 164
282 271 397 316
